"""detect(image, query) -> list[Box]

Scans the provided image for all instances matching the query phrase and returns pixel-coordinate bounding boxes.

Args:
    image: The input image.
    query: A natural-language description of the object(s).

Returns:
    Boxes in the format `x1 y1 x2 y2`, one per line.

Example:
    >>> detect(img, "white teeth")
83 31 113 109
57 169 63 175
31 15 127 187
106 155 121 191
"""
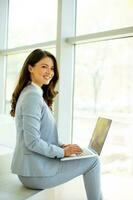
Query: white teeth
43 76 51 79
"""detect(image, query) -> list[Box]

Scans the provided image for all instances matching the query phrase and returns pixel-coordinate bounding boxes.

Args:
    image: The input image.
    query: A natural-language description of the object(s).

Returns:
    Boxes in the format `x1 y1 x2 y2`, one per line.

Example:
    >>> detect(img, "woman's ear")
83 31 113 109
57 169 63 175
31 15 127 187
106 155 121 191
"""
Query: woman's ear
28 65 33 73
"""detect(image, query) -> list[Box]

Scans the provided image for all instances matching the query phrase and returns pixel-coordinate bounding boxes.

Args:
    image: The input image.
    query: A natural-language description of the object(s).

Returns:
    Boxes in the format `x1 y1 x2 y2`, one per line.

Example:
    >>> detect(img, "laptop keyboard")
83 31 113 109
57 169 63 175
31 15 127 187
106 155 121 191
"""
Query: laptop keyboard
76 148 92 156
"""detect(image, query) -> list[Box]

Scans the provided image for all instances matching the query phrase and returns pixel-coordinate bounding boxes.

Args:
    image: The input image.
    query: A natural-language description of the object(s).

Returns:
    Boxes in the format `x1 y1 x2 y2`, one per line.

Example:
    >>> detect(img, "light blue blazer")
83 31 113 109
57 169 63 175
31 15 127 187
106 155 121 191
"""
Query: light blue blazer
11 84 64 177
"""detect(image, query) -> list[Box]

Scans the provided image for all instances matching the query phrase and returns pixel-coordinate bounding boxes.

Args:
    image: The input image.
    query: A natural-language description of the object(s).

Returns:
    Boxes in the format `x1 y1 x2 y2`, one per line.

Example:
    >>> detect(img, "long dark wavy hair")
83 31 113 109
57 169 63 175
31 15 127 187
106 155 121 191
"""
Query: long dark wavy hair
10 49 59 117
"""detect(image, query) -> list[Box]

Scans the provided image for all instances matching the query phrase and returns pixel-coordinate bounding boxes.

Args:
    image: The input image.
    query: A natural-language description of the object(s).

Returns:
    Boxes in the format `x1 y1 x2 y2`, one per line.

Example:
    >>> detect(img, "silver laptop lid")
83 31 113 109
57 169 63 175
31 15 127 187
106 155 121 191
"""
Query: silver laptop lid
89 117 112 155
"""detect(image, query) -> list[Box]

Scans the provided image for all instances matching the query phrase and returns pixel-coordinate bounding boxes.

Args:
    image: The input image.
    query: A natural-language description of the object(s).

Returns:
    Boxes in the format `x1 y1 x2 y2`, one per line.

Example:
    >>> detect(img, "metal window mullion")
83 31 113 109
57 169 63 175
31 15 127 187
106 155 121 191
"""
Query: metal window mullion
66 26 133 44
0 0 9 114
55 0 76 144
0 40 56 56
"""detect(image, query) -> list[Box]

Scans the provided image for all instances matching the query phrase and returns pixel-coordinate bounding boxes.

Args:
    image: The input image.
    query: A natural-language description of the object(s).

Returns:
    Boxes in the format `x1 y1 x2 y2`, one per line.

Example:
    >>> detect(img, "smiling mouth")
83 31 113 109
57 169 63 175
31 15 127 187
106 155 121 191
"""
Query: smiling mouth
43 76 52 80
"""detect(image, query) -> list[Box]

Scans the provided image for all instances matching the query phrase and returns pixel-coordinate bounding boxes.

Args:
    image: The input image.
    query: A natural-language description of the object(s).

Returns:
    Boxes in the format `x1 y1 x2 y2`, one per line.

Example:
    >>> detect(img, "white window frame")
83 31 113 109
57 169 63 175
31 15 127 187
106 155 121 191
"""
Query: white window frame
0 0 9 113
55 0 76 144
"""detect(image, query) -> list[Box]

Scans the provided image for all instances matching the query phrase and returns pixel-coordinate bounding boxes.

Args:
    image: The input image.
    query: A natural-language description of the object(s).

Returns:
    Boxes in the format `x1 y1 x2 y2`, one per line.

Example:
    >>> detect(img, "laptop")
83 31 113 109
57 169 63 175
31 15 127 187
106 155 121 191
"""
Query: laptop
61 117 112 161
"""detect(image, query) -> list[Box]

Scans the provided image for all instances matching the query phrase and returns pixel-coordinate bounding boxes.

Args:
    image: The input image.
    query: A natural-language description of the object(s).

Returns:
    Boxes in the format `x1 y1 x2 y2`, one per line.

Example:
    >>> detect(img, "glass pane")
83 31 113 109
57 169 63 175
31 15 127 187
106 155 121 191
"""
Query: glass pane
76 0 133 35
73 38 133 199
8 0 57 48
6 48 56 114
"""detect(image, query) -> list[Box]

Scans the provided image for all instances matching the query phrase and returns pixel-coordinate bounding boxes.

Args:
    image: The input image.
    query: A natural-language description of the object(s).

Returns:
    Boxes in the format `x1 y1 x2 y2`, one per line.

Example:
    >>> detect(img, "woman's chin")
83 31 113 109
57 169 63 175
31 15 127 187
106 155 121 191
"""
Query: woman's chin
43 81 50 85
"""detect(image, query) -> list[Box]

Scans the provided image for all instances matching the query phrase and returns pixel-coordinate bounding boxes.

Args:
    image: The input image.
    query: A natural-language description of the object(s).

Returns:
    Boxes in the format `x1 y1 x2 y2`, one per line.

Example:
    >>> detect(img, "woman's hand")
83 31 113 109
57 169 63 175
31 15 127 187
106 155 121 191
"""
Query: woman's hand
64 144 83 157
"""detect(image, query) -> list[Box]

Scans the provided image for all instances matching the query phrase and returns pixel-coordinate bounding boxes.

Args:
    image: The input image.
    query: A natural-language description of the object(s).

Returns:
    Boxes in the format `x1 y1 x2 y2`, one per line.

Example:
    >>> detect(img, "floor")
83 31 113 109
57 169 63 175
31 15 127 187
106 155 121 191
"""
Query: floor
102 173 133 200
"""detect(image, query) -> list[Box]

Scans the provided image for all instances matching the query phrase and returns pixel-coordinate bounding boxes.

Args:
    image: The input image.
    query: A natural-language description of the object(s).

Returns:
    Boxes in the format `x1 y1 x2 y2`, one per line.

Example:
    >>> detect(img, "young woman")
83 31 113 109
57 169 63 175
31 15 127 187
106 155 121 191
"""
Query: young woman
10 49 102 200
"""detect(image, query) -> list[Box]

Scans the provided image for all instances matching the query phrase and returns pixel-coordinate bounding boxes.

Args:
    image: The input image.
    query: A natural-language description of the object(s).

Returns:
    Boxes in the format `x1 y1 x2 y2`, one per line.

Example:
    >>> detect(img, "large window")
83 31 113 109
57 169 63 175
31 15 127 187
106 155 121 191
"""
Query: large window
73 38 133 120
73 37 133 147
6 0 57 113
76 0 133 35
8 0 57 48
73 1 133 199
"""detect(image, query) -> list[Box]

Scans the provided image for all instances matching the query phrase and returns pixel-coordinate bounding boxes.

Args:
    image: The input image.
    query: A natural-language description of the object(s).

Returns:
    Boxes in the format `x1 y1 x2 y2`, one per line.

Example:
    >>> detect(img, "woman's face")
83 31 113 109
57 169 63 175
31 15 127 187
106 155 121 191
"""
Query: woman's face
29 56 55 87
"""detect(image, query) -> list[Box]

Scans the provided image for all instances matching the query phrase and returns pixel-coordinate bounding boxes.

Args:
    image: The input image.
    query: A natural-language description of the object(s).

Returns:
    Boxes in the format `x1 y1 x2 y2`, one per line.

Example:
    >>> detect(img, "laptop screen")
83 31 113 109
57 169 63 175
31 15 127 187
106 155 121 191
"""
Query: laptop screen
89 117 112 155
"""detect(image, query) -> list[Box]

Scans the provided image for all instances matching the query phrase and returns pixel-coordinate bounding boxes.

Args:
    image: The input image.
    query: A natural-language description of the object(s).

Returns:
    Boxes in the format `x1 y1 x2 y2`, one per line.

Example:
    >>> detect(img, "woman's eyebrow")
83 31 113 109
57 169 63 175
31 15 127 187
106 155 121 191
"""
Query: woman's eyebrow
41 63 54 68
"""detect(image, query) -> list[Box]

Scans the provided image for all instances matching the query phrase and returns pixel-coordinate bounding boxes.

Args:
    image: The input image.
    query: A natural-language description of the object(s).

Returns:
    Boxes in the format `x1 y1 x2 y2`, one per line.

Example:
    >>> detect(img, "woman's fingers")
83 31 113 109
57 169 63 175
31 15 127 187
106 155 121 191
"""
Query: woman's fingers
71 144 83 152
64 144 83 157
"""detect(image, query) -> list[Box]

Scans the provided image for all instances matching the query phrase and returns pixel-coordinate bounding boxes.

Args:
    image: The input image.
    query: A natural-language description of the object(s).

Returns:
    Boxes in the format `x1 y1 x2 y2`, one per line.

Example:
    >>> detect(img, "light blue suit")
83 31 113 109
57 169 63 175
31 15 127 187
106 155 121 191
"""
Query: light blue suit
11 84 64 177
11 84 102 200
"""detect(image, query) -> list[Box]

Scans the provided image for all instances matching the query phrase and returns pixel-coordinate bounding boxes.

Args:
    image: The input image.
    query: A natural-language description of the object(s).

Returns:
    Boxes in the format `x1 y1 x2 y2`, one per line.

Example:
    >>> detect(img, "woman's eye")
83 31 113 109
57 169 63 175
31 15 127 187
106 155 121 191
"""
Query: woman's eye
41 65 54 71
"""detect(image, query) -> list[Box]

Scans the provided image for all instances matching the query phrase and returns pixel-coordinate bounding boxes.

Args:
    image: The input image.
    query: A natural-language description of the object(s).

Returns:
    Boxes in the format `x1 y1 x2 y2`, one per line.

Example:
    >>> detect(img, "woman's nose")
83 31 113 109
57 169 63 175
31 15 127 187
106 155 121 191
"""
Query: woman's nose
46 68 53 76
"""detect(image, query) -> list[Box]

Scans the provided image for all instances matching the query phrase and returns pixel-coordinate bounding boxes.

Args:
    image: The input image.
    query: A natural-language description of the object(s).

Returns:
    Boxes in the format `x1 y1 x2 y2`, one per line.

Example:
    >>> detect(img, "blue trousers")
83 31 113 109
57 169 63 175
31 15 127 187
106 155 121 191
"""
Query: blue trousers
18 156 102 200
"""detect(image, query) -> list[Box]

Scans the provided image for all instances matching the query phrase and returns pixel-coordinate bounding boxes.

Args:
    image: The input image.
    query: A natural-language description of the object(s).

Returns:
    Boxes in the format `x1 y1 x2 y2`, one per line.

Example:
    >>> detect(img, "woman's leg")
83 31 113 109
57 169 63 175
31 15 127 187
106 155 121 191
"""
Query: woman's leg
83 157 102 200
18 156 102 200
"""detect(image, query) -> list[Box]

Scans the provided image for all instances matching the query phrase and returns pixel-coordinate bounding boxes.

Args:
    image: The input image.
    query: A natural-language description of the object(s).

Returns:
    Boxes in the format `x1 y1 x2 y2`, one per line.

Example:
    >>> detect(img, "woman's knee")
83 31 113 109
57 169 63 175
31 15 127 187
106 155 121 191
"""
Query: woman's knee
91 155 100 169
93 155 100 164
84 156 100 174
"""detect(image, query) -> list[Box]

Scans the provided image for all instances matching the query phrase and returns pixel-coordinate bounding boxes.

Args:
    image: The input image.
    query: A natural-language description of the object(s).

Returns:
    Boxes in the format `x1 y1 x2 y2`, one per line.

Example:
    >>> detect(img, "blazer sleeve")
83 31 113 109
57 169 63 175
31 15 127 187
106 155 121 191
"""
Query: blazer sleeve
21 92 64 158
58 140 64 147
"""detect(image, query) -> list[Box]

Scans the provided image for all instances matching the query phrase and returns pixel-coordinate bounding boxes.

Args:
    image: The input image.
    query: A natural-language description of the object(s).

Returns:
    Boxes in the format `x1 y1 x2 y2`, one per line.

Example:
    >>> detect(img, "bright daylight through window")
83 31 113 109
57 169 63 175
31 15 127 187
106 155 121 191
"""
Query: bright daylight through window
73 0 133 199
